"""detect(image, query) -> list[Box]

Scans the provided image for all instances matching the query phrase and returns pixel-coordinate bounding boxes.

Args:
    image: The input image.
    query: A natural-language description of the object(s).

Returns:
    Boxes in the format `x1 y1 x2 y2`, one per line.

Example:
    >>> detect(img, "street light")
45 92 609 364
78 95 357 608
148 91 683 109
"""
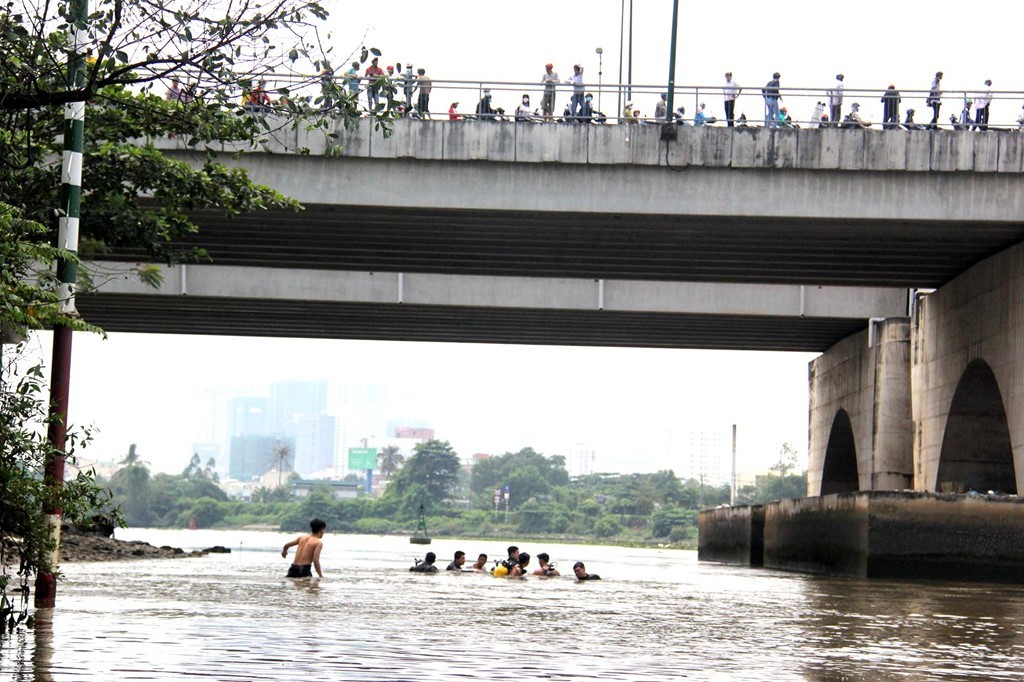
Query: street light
595 47 604 113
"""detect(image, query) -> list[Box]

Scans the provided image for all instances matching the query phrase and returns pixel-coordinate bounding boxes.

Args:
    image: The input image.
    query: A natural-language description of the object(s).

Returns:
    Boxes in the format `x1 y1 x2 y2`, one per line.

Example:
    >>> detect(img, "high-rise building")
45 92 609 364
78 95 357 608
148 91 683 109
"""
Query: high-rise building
228 396 270 437
295 413 337 476
567 444 597 478
271 380 328 435
228 435 296 481
669 427 730 486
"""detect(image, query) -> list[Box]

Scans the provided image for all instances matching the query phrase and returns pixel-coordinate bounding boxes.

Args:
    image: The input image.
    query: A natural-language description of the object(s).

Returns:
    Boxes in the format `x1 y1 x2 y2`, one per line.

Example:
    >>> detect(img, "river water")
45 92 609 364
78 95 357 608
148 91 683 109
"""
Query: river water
2 529 1024 681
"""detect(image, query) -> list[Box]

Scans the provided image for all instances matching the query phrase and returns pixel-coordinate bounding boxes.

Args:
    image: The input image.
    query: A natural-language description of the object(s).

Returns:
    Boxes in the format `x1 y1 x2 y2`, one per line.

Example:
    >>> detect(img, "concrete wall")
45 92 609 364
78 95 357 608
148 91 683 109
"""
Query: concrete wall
808 319 913 496
697 505 764 566
187 118 1024 174
763 492 1024 581
912 242 1024 493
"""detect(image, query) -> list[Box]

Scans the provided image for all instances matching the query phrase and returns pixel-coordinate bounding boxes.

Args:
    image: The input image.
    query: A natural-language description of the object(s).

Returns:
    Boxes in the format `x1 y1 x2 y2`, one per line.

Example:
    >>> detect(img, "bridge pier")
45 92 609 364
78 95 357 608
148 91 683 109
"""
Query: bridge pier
808 317 913 496
704 241 1024 580
912 241 1024 496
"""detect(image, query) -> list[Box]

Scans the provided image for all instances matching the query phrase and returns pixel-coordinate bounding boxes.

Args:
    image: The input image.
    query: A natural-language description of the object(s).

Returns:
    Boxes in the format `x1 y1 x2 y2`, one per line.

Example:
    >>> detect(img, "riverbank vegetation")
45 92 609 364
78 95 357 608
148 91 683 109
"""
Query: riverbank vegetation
105 440 808 549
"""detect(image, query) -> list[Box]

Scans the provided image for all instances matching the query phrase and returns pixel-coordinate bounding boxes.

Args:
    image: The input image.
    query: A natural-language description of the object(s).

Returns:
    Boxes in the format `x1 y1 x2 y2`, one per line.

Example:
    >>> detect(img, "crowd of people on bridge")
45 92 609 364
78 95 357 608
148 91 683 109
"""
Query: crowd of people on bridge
170 58 1024 131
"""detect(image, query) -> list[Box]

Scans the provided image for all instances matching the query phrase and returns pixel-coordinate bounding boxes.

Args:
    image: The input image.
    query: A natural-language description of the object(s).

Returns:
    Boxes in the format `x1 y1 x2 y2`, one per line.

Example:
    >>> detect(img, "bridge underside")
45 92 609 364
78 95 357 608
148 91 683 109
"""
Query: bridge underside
76 294 867 351
163 205 1024 288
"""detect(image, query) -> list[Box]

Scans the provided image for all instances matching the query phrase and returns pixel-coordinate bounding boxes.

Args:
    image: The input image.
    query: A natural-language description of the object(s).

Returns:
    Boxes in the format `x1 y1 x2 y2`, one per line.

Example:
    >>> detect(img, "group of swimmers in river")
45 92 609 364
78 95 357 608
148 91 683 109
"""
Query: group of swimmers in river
409 545 601 581
280 519 601 581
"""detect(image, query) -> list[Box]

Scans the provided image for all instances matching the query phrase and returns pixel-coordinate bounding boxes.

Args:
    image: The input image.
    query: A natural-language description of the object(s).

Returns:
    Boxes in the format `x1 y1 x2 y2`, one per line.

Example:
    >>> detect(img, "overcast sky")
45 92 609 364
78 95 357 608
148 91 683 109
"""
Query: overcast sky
17 2 1023 478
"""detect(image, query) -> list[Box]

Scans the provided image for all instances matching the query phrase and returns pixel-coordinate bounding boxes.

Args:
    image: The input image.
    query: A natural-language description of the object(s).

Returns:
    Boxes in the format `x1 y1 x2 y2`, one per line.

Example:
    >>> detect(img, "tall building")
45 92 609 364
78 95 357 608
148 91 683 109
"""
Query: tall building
567 444 597 478
669 427 731 486
295 413 337 476
229 435 296 481
270 380 328 435
228 396 270 437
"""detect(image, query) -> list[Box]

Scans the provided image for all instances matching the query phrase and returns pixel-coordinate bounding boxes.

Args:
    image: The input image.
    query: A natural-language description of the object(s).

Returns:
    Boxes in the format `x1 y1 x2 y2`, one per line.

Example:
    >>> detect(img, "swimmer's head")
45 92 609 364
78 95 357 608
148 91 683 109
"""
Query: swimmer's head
310 518 326 534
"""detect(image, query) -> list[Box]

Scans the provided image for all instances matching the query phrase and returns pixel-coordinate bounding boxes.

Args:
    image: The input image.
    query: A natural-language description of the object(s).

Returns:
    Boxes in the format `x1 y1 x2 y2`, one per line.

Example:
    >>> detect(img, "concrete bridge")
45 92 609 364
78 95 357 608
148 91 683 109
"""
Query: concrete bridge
80 121 1024 558
81 119 1024 353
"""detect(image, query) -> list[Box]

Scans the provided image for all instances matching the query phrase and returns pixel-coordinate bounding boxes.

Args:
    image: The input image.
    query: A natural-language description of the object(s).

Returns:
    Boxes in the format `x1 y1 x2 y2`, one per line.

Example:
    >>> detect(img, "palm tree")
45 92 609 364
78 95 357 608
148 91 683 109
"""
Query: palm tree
269 442 294 487
119 443 143 467
377 445 404 479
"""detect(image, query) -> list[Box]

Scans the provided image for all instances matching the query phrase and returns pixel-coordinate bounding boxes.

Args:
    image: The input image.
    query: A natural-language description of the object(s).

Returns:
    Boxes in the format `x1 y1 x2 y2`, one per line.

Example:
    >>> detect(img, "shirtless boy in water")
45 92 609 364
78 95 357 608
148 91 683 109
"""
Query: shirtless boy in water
282 518 326 578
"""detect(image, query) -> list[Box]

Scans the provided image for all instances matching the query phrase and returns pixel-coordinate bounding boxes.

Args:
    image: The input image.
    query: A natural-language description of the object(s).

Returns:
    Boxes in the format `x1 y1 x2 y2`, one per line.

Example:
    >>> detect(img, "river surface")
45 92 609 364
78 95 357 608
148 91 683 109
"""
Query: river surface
2 529 1024 681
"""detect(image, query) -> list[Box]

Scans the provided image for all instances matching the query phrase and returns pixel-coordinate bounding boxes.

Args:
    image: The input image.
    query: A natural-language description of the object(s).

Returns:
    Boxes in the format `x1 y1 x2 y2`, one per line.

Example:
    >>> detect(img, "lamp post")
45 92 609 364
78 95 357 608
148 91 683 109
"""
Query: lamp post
595 47 604 113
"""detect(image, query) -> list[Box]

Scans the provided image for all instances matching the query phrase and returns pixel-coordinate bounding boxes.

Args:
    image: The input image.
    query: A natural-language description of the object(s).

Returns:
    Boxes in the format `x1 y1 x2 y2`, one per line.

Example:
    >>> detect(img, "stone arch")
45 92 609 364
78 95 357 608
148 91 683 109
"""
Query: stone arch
936 359 1016 494
821 409 859 494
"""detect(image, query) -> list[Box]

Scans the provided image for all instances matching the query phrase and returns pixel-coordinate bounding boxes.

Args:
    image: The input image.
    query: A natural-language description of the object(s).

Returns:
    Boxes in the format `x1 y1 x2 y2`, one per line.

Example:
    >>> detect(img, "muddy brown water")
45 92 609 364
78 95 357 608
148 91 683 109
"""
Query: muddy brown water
2 529 1024 680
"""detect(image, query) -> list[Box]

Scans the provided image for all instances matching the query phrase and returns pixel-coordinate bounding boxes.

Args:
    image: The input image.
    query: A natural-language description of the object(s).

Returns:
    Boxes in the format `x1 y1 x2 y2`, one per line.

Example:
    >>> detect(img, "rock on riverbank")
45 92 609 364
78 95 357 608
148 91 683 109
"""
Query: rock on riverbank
60 528 231 563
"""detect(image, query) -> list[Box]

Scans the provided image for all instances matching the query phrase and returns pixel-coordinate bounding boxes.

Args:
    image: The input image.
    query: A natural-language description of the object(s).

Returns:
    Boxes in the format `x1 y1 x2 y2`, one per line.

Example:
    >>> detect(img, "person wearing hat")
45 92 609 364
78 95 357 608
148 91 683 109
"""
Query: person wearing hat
827 74 845 124
448 101 461 121
540 63 559 119
475 88 496 121
926 71 943 129
762 71 781 127
903 108 923 130
843 102 870 129
881 84 901 130
974 79 993 131
623 102 637 124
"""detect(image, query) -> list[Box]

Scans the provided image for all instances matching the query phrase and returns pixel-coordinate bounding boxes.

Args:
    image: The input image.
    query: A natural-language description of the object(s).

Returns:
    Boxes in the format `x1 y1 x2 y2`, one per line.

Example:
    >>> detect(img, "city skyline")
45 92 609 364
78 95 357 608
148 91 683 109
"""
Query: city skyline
20 331 815 482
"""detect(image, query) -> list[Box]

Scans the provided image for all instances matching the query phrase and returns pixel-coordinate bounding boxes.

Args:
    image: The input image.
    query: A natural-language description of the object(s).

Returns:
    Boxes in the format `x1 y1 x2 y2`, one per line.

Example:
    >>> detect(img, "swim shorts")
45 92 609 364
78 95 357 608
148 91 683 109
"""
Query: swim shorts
287 564 313 578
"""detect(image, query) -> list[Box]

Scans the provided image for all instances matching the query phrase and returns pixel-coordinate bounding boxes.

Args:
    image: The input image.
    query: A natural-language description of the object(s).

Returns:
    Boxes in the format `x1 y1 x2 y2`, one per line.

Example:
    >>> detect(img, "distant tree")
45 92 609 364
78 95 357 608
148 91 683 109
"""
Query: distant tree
377 445 405 479
470 447 569 509
268 442 295 488
770 443 800 478
110 453 153 527
384 440 461 513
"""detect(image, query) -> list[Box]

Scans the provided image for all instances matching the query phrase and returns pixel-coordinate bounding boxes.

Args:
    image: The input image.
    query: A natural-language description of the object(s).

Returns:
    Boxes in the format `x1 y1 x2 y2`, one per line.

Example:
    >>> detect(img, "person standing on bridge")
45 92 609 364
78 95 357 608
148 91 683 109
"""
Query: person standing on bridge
723 72 741 127
345 62 362 104
973 79 992 131
827 74 844 125
565 64 585 120
881 85 901 130
926 71 943 129
365 57 385 111
762 72 781 127
415 68 432 118
541 63 559 119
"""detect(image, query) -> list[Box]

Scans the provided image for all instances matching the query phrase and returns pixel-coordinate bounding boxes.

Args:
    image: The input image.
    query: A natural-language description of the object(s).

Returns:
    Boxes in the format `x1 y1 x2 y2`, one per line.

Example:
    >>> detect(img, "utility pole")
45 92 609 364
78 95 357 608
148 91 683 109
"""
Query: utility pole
36 0 87 609
731 424 737 506
662 0 681 138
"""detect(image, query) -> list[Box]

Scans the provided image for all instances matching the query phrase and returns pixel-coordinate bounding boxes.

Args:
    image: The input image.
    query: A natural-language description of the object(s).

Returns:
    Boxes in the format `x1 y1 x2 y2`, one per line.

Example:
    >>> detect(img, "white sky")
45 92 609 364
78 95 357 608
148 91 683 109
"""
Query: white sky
20 2 1024 478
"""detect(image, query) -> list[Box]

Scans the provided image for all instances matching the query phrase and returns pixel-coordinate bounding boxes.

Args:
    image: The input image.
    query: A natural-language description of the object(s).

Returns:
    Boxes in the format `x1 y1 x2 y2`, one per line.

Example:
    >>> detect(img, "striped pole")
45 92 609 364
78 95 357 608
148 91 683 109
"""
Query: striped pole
35 0 88 609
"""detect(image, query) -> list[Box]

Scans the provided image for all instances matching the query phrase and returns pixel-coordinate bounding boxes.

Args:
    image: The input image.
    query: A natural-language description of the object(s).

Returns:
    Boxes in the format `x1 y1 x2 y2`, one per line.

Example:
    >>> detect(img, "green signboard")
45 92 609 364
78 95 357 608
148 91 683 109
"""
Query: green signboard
348 447 377 470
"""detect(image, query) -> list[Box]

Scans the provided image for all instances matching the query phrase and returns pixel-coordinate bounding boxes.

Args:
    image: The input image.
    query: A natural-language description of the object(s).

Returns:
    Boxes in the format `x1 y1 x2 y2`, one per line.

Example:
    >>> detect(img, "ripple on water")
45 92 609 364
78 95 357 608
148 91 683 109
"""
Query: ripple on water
4 533 1024 680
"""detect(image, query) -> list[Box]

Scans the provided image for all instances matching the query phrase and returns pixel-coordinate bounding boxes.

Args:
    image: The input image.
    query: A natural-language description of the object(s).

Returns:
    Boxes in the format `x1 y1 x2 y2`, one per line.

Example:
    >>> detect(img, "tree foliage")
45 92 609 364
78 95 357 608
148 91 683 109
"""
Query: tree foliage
470 447 568 510
383 440 461 512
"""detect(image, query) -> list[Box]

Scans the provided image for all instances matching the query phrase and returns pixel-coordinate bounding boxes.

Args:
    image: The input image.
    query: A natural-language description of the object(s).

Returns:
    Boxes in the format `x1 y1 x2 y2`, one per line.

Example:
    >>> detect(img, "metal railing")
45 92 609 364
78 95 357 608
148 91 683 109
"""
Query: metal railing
230 73 1024 131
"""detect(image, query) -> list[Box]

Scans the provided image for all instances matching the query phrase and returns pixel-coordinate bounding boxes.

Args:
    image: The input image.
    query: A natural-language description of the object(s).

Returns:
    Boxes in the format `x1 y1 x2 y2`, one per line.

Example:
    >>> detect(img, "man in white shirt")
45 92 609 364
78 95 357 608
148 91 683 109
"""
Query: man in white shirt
974 79 992 131
723 72 741 127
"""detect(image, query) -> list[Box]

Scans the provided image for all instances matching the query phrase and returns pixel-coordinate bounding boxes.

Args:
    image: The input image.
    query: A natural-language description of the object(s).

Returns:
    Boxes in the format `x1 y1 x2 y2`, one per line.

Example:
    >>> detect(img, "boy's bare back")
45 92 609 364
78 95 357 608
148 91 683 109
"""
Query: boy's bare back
282 519 326 578
291 534 322 565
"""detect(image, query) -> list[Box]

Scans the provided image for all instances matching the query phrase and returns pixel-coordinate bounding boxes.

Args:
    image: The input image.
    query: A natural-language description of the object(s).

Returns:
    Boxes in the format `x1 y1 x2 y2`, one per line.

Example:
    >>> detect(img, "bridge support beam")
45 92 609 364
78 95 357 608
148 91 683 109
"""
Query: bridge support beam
808 317 913 496
912 242 1024 495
